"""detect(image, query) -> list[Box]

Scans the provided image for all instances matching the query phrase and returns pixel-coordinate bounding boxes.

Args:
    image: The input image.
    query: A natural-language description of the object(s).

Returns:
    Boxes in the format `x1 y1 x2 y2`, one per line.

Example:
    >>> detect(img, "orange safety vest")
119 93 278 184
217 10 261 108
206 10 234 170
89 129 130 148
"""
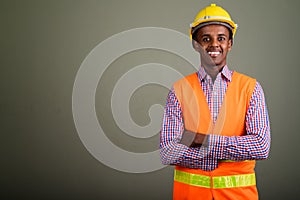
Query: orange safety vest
173 72 258 200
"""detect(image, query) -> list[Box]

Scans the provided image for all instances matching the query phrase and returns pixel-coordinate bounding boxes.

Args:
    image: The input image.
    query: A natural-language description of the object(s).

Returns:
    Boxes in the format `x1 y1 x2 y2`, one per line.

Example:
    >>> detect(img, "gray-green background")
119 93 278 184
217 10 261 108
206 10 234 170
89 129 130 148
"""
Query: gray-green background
2 0 300 199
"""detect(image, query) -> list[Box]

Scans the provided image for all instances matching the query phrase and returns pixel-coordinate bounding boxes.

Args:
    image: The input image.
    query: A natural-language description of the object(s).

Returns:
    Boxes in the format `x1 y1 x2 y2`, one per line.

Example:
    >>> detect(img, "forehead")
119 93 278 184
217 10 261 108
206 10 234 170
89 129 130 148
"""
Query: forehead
197 24 230 36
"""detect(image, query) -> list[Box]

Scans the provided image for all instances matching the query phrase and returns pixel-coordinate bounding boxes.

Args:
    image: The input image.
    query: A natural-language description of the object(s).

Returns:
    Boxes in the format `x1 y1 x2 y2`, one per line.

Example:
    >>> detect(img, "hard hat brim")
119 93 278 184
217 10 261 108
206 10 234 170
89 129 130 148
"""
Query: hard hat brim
191 21 234 36
190 18 237 39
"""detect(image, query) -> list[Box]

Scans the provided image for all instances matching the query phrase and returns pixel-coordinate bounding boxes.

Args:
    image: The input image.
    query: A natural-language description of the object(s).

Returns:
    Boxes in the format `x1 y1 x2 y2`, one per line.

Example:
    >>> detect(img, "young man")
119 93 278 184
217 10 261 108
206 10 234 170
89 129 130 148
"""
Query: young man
160 4 270 200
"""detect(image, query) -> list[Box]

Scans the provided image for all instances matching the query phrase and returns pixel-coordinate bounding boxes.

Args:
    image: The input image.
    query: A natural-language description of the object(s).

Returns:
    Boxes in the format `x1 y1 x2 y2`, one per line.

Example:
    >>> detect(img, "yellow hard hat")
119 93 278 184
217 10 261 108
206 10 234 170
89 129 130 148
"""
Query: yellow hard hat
190 3 238 39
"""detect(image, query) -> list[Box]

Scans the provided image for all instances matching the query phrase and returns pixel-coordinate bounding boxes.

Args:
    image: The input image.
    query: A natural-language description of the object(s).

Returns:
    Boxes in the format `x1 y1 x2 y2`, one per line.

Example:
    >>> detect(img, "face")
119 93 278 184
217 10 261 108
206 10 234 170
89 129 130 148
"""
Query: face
193 24 232 68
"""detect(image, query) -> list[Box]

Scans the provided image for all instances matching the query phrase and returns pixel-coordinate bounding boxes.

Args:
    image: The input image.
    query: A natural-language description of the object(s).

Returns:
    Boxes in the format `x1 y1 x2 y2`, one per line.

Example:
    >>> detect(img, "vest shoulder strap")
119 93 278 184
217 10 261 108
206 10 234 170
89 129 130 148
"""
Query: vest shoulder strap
231 72 257 107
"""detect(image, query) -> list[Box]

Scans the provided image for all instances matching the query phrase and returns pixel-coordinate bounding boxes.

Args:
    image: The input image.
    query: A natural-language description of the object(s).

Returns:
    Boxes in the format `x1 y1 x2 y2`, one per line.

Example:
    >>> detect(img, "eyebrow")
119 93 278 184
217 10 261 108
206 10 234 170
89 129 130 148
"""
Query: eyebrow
200 34 210 37
200 33 228 37
217 33 227 37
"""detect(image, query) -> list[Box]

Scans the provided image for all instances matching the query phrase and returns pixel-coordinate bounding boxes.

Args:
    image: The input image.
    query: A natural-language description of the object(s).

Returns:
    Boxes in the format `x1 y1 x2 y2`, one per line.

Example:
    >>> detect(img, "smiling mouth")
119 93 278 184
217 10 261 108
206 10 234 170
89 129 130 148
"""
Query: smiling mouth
207 51 221 57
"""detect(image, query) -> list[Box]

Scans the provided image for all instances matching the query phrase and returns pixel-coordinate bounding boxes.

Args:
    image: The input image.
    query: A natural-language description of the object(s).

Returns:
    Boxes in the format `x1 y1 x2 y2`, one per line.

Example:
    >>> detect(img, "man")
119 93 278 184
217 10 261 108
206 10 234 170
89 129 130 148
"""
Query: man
160 4 270 200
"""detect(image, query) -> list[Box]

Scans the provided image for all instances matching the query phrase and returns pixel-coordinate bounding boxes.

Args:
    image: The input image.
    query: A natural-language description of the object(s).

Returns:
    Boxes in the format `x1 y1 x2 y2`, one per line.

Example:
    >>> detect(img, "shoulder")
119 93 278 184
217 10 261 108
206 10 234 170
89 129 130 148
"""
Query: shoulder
174 72 198 88
233 71 257 89
173 72 198 104
233 71 256 82
232 71 258 99
175 72 198 84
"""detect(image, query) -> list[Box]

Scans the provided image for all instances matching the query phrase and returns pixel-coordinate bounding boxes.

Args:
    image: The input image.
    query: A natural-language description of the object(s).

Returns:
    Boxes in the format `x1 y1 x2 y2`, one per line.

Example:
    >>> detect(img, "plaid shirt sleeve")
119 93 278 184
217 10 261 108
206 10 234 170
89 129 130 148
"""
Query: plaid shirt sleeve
159 81 271 169
209 81 271 160
159 88 210 168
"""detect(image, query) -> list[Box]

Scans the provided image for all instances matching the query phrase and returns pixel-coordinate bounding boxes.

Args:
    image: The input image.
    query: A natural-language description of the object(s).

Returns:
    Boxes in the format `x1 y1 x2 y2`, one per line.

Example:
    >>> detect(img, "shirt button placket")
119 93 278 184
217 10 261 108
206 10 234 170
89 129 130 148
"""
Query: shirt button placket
212 84 218 122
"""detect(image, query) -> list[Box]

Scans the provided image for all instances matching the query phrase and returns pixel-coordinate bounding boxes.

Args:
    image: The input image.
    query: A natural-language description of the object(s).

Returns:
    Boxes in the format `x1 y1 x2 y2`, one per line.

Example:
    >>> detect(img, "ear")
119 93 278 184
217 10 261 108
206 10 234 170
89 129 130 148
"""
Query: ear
228 39 233 51
192 39 202 52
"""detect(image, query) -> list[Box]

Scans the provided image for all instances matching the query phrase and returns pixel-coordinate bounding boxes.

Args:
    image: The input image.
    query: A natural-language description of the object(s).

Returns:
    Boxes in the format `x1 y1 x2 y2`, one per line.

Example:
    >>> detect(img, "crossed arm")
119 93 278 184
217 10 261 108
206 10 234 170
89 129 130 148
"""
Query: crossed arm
159 82 271 168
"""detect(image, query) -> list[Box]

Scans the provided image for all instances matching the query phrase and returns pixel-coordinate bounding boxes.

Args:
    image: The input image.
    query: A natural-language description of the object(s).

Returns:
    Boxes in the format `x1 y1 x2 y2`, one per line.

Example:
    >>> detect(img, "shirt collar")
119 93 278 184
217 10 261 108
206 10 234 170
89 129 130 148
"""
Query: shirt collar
198 65 233 82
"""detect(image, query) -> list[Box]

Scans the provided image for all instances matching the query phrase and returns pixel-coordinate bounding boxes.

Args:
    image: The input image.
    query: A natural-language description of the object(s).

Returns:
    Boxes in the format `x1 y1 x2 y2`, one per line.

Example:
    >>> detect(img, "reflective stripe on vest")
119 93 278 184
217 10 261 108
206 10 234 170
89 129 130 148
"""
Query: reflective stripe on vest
174 170 256 189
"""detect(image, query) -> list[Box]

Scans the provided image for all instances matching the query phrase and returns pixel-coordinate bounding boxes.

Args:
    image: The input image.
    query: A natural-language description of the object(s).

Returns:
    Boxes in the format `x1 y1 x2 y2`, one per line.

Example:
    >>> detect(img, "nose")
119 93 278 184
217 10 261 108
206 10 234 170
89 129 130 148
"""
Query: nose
210 38 219 47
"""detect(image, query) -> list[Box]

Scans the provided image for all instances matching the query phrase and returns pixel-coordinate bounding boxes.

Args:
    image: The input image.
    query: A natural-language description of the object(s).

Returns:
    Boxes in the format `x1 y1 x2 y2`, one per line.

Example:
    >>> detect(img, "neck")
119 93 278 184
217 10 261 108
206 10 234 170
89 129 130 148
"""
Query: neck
202 64 224 82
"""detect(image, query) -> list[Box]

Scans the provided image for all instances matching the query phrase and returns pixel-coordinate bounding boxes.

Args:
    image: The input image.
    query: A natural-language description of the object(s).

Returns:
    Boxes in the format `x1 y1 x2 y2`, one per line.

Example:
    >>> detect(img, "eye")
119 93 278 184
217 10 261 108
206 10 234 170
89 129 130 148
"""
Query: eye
218 36 226 41
202 37 210 42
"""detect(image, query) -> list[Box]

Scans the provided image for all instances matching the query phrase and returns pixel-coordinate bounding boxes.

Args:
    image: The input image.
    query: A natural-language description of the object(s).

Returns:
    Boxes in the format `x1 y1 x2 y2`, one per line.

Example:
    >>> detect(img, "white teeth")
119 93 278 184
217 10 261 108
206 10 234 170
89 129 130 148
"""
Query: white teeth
208 52 220 55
